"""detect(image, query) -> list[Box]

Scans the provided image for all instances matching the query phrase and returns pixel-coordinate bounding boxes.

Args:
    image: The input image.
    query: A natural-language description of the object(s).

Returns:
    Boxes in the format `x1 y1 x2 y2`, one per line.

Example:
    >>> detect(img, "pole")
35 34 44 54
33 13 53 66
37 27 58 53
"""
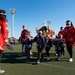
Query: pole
10 8 16 38
12 14 14 37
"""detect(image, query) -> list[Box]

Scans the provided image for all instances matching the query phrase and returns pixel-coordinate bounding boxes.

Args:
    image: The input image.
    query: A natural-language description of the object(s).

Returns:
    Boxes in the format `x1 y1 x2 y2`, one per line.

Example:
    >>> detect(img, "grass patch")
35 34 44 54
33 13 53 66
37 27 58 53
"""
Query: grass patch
0 43 75 75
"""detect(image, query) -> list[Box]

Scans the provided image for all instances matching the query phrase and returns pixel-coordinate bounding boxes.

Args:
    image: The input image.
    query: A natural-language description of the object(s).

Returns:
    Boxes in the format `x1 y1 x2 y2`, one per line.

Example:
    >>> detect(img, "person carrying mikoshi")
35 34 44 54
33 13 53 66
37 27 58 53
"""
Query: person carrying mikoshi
34 30 45 64
58 20 75 62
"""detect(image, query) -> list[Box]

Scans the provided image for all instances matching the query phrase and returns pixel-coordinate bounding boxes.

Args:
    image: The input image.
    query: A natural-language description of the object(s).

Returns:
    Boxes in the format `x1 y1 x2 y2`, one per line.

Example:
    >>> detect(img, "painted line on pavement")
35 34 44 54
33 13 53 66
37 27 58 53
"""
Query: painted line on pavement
41 63 75 70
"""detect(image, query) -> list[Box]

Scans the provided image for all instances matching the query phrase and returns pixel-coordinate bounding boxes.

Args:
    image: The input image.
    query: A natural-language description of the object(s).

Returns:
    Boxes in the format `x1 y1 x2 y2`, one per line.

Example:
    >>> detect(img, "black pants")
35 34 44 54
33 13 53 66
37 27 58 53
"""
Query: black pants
25 45 32 59
45 50 50 57
0 50 3 62
66 45 73 58
37 44 44 60
37 49 43 60
45 46 51 57
57 50 61 58
61 47 65 55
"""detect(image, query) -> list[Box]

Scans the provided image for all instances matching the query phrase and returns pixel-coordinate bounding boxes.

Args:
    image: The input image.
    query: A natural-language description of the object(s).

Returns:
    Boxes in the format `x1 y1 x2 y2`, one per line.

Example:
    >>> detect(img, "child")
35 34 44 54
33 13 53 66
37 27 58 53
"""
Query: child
54 35 64 60
34 31 45 64
28 31 33 56
45 35 52 61
25 31 34 61
58 27 65 56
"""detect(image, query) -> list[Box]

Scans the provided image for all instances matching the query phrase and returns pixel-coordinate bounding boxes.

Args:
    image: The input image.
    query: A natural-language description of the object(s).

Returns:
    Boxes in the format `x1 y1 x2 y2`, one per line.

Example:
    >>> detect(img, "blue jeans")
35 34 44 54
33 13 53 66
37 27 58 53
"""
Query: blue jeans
22 44 25 53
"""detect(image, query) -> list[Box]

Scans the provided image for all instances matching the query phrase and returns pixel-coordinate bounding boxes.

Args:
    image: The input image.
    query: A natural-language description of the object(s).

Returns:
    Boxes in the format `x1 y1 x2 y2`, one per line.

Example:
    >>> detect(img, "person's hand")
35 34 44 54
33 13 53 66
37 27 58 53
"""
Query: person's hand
4 42 14 51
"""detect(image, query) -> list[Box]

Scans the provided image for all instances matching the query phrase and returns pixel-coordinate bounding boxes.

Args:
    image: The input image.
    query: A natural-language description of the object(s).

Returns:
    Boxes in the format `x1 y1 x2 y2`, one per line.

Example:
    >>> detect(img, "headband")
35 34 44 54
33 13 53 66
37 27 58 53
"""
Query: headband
0 12 6 15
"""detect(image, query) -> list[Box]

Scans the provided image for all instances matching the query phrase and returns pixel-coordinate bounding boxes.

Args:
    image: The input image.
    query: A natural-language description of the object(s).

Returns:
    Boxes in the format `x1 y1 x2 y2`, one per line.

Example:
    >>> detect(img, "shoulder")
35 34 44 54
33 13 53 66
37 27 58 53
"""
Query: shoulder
69 26 75 32
58 30 63 34
72 26 75 29
34 36 37 39
64 27 68 30
63 27 68 31
21 29 27 33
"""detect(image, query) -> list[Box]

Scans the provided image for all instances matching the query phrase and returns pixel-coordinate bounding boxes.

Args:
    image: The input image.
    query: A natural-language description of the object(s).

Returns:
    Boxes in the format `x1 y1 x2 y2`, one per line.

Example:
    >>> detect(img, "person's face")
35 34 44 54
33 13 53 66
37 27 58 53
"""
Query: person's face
60 27 63 30
0 15 6 20
36 30 39 34
23 25 26 29
24 26 26 29
66 22 71 27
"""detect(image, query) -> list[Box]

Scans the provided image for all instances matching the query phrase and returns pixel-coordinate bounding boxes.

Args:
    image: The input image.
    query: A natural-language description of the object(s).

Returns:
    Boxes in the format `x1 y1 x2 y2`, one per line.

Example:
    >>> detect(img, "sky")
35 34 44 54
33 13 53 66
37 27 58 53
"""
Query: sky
0 0 75 38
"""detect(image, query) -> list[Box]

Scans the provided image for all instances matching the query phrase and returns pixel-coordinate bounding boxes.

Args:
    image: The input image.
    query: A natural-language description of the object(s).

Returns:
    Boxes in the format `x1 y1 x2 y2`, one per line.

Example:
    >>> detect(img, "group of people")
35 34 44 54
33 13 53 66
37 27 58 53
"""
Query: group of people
20 27 53 64
0 9 75 73
20 20 75 64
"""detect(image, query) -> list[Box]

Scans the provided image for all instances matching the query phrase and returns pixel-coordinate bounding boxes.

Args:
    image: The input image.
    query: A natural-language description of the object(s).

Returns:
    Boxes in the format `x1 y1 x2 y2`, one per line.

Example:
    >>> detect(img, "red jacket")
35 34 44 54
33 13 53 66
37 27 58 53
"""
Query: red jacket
21 29 29 43
0 20 9 51
61 26 75 46
58 30 64 38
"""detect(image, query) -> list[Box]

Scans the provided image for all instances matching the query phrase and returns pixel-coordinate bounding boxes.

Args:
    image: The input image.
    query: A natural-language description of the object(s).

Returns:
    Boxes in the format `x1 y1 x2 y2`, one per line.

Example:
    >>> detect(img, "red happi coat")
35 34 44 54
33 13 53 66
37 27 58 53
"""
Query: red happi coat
0 20 9 51
61 26 75 46
58 30 63 38
21 29 29 43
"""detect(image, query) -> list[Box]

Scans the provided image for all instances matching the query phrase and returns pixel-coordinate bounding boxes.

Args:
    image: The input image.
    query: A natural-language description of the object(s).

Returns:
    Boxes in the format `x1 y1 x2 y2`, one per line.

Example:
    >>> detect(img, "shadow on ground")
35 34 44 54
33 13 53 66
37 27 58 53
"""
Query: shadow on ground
1 52 68 64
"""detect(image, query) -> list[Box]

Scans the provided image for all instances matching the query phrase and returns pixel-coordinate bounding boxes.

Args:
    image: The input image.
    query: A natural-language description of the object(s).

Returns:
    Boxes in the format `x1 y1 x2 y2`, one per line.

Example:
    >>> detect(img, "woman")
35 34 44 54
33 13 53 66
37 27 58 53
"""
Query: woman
59 20 75 62
0 10 9 73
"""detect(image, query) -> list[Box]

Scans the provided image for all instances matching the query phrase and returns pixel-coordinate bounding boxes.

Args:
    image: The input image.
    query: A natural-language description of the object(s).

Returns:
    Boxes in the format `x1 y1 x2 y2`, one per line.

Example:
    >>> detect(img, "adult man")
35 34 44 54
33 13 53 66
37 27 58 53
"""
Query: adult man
20 25 29 54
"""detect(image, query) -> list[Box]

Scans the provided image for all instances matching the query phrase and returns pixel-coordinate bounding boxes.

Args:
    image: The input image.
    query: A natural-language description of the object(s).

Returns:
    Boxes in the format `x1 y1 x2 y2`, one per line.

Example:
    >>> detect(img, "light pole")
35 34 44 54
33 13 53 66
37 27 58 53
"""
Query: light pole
47 21 50 29
10 8 16 37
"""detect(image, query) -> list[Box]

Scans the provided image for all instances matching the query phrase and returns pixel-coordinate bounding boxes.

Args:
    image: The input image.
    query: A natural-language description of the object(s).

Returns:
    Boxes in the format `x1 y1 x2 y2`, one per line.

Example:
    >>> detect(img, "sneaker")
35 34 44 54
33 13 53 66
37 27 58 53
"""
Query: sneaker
69 58 73 62
47 57 50 61
0 70 5 73
56 53 58 56
57 58 60 61
30 53 33 56
30 56 32 58
36 60 40 64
